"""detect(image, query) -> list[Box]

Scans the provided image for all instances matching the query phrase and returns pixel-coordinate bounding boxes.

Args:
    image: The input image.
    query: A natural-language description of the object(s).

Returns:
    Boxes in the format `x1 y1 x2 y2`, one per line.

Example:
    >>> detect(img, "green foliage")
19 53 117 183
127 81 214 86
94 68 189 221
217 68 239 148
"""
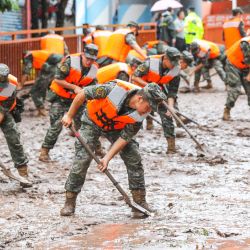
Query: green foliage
0 0 19 13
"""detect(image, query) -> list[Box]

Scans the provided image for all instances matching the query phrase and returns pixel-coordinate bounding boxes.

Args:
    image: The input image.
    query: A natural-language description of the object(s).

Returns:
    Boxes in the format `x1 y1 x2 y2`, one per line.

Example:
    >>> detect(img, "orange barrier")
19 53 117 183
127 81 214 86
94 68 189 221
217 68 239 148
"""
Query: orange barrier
204 14 250 44
0 23 156 84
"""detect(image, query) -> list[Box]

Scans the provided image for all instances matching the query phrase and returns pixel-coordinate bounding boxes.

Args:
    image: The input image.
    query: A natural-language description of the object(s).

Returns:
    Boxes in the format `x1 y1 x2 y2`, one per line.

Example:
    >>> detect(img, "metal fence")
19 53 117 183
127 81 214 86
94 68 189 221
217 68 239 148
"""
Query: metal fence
0 23 156 84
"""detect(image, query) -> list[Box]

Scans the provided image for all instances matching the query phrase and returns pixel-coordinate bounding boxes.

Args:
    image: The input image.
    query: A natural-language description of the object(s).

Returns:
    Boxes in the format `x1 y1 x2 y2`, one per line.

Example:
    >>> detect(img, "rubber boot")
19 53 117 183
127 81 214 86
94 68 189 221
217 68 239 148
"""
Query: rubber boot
95 141 105 158
222 107 231 121
37 107 47 117
202 80 213 89
39 147 51 162
17 165 33 188
131 189 153 218
193 82 200 93
167 137 176 154
60 191 78 216
146 116 153 130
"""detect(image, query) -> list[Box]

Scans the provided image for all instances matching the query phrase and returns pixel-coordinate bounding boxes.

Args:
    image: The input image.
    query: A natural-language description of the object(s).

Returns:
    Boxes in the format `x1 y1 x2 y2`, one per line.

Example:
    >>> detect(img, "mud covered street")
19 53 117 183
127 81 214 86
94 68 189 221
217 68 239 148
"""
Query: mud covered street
0 77 250 249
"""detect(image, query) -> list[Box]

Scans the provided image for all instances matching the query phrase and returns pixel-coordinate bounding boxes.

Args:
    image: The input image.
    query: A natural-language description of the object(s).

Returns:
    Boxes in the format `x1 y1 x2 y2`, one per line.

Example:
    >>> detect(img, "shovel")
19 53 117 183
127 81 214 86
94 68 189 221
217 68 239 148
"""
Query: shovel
0 162 32 186
70 126 152 217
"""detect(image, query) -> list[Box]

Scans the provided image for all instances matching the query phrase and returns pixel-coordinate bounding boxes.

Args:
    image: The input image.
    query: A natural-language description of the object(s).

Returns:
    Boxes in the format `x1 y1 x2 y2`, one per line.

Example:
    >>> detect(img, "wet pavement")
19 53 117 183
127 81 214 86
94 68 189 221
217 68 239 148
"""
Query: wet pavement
0 77 250 249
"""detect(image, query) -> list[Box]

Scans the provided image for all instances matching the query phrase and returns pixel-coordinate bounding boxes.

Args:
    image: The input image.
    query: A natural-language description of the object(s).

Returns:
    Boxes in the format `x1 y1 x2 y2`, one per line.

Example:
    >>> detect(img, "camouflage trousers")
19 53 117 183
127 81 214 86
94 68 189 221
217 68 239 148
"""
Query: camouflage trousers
42 96 84 149
30 64 57 109
0 112 28 168
225 62 250 109
194 59 226 83
65 120 145 193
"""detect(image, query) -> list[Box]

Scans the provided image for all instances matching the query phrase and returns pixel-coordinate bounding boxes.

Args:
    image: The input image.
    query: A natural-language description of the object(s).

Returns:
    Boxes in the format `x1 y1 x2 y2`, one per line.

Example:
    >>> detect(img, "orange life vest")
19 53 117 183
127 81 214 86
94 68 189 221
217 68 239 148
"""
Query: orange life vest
102 29 134 62
127 49 147 62
223 17 242 49
226 36 250 69
83 30 112 58
87 80 146 131
40 34 65 55
30 50 52 70
97 63 132 83
195 39 220 59
142 56 180 85
0 74 17 111
50 54 98 99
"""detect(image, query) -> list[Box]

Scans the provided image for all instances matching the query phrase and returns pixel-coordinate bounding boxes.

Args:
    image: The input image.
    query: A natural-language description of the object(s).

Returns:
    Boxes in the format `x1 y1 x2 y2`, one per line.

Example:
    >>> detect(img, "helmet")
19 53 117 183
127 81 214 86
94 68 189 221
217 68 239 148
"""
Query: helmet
232 7 244 16
165 47 181 66
181 51 194 66
84 43 98 60
157 42 169 54
0 63 9 83
190 41 200 54
143 83 167 111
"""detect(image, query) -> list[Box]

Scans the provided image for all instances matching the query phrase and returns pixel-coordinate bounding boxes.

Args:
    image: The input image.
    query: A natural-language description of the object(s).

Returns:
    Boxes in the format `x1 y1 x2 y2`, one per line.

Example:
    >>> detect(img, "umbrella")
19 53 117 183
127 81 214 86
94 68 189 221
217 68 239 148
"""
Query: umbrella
151 0 183 12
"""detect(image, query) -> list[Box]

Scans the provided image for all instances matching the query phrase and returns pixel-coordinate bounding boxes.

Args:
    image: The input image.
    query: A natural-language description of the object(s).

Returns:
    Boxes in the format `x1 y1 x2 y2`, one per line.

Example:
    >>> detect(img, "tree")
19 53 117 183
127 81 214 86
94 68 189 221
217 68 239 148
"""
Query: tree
0 0 19 12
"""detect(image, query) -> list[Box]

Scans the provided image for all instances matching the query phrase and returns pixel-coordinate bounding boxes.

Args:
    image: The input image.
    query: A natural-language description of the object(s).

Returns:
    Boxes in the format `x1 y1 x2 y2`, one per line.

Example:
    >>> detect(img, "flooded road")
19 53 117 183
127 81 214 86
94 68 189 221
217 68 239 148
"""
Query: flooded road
0 77 249 249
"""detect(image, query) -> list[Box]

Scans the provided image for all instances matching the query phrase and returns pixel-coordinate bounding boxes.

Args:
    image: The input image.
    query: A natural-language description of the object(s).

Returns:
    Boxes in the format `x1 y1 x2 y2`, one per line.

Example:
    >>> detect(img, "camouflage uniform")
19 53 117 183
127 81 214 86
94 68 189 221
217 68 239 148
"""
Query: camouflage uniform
0 85 28 168
23 53 63 109
65 83 145 193
133 59 180 138
97 33 138 67
225 41 250 108
41 55 97 150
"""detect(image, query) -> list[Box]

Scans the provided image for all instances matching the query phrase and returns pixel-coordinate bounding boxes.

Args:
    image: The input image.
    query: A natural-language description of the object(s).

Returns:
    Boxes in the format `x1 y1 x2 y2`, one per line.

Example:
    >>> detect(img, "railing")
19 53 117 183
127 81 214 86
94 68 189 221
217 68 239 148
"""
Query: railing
0 23 157 84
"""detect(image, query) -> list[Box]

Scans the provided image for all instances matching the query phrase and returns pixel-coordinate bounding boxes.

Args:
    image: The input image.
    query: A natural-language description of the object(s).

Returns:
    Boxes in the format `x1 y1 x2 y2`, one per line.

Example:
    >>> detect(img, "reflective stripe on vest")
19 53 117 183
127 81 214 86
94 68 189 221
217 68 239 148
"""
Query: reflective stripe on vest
0 74 17 110
144 57 180 85
87 80 146 131
102 29 133 62
226 36 250 69
50 55 98 99
223 17 242 49
97 63 131 83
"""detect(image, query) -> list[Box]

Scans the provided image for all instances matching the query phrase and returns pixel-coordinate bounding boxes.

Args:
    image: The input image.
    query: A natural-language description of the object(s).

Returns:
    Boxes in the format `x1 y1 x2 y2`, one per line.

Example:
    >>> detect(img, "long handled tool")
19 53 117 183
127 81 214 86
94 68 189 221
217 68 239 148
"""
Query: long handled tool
70 126 152 217
0 162 32 186
162 101 210 154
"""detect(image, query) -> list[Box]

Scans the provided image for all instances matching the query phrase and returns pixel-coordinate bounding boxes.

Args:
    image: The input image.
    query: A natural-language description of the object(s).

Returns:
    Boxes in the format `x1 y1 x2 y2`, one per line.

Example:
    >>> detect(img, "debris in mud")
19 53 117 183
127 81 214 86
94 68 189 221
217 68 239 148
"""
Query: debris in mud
215 229 240 238
236 128 250 137
197 155 228 166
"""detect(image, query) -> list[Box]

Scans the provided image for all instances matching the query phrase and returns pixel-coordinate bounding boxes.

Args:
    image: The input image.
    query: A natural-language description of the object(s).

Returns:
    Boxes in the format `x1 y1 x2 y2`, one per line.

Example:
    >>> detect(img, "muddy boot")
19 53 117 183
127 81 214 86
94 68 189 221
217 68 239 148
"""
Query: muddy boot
17 165 33 188
146 116 153 130
167 137 176 154
60 191 78 216
37 107 47 117
193 82 200 93
39 147 51 162
131 189 153 218
202 80 213 89
222 107 231 121
95 142 105 158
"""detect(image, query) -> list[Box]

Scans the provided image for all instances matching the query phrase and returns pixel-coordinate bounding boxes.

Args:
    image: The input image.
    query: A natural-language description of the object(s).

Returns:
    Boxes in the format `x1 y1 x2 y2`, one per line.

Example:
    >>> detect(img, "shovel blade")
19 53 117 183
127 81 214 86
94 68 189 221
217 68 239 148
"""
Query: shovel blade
129 200 152 217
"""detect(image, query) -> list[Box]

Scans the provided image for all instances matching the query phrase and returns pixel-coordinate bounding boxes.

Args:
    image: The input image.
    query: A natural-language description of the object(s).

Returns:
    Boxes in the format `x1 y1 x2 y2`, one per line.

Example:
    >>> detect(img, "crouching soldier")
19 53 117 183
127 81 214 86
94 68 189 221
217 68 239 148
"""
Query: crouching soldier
0 64 32 187
61 81 167 218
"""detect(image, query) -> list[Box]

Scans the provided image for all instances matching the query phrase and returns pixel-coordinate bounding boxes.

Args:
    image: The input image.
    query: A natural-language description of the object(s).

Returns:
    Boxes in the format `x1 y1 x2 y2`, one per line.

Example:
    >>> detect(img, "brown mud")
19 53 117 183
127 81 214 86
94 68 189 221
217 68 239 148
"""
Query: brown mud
0 77 249 249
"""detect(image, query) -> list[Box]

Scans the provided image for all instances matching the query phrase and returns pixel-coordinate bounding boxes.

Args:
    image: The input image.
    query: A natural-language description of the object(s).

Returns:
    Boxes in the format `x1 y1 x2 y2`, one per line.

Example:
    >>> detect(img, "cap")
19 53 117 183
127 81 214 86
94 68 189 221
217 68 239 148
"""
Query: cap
0 63 9 84
165 47 181 66
232 7 244 16
84 43 98 60
96 25 105 30
143 83 167 111
127 21 139 29
181 50 194 66
190 41 200 54
157 42 169 54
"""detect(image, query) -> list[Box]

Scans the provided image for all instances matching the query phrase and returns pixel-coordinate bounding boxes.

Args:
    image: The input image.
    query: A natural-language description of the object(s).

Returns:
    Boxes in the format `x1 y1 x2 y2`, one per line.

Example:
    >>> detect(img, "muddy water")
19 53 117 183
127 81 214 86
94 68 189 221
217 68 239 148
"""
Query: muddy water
0 77 250 249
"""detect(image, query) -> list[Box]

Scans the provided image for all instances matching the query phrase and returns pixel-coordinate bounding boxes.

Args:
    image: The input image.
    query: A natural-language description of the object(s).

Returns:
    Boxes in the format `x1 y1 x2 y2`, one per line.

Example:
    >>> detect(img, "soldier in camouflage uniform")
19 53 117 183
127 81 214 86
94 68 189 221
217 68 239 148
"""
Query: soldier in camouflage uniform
132 47 182 154
97 21 147 67
190 40 226 92
39 44 100 162
60 81 167 218
223 37 250 120
0 64 32 187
